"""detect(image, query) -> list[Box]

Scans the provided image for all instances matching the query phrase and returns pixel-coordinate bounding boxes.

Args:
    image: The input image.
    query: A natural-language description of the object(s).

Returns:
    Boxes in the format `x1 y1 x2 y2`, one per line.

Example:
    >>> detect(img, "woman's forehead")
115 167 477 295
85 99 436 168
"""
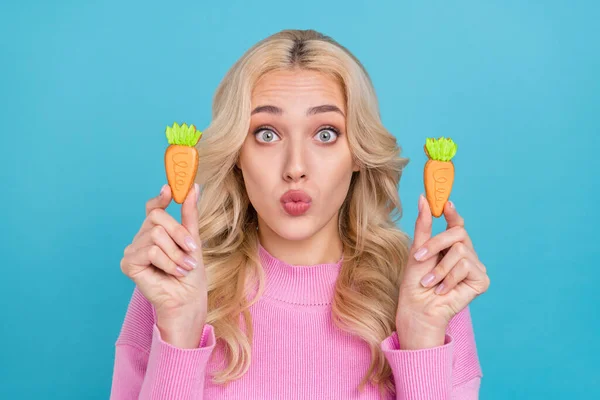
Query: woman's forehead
252 69 345 110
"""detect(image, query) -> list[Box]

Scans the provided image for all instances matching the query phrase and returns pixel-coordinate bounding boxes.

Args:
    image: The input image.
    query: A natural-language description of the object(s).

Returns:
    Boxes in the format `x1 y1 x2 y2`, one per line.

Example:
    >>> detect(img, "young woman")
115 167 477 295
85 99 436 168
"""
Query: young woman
111 29 490 399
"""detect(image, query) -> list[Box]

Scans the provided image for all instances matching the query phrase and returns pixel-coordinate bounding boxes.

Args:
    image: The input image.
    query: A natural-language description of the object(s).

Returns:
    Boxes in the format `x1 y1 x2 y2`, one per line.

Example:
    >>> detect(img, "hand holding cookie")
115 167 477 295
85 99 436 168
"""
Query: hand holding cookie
395 194 490 349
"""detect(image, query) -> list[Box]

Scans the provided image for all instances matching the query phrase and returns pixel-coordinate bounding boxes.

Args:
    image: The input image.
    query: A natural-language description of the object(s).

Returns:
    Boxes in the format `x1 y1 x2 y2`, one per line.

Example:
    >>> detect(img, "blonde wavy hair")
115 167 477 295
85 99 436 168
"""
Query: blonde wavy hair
195 29 411 398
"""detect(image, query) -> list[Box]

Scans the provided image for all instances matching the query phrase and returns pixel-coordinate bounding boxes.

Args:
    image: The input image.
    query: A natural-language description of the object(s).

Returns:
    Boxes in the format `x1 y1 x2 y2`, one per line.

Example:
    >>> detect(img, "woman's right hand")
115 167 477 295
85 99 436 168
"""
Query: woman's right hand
120 183 208 347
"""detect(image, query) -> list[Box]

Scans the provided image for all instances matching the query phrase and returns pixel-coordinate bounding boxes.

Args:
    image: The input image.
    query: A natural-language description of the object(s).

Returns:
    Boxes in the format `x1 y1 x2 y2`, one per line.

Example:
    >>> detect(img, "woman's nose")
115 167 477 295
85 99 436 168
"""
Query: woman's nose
283 143 308 182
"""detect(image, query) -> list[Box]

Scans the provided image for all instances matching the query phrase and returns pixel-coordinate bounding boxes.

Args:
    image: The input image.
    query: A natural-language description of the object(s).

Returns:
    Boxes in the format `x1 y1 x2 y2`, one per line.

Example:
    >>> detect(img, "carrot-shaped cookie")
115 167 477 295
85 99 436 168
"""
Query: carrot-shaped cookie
164 122 202 204
423 136 458 218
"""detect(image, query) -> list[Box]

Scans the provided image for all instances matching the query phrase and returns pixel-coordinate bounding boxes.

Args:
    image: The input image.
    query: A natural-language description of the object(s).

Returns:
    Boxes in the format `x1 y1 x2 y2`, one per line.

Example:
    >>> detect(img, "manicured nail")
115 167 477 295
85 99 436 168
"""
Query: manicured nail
448 201 454 209
183 256 198 269
435 283 445 294
420 273 435 287
418 194 424 212
160 184 167 196
185 236 198 251
414 247 428 261
195 183 200 203
176 267 189 276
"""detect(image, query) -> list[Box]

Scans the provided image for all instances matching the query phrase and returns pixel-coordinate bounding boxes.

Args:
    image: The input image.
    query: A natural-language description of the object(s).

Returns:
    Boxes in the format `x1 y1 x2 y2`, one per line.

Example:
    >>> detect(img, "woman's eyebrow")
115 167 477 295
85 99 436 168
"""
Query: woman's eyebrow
251 104 345 118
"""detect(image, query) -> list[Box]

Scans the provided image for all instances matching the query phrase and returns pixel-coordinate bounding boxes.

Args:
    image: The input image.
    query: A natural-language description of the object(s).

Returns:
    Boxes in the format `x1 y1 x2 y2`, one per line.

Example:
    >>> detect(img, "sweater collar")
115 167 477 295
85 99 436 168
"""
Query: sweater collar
257 241 343 306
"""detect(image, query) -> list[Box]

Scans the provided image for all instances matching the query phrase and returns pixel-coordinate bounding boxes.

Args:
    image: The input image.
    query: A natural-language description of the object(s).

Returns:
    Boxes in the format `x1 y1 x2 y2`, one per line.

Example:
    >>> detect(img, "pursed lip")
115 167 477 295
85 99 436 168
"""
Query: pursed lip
280 189 312 203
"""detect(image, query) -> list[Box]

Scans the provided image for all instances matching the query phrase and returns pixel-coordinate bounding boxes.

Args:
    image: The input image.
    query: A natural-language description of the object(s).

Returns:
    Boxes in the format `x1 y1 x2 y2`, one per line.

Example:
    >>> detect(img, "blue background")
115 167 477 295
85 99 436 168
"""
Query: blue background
2 0 598 398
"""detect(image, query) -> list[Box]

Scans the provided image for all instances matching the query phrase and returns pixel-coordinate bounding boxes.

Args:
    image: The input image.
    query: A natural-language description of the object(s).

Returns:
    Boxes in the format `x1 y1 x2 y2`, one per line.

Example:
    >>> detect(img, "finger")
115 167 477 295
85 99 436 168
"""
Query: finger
442 201 475 251
443 200 468 233
412 226 473 262
138 224 199 271
181 183 201 249
139 244 191 277
420 242 473 288
434 258 487 296
141 208 199 253
134 184 172 242
411 193 433 253
146 184 172 216
476 261 487 273
122 244 189 278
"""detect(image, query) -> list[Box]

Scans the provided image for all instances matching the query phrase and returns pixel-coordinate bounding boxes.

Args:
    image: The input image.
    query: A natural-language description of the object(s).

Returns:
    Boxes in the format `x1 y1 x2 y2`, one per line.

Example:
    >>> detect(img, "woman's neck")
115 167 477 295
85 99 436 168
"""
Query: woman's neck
256 217 343 266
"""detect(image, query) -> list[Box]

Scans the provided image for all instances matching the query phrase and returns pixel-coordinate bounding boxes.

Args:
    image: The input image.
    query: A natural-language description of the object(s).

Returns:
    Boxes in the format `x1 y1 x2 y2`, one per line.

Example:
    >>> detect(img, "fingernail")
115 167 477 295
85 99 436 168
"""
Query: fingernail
160 184 167 196
183 256 198 269
176 267 189 276
420 273 435 287
435 283 445 294
185 236 198 251
418 194 424 212
449 201 454 209
414 247 428 261
195 183 200 203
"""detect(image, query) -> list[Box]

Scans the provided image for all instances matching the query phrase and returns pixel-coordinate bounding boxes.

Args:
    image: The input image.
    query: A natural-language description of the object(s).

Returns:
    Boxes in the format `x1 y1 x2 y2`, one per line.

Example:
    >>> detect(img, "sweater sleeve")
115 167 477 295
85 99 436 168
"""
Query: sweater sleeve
110 286 217 400
380 305 483 400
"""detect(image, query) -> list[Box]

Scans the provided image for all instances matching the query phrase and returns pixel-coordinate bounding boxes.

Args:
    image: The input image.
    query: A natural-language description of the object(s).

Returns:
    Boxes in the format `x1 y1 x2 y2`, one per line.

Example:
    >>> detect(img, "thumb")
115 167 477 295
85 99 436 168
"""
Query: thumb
411 193 432 253
181 183 201 246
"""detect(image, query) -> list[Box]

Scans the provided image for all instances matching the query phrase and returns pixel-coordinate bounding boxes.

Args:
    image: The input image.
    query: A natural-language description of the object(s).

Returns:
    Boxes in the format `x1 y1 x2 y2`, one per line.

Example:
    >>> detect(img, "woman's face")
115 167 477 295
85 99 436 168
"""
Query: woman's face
237 68 359 242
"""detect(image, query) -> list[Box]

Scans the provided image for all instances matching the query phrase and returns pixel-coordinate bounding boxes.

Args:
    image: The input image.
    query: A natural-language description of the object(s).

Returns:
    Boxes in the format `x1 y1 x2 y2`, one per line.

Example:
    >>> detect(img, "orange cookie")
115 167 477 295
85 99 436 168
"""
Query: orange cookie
423 137 457 218
164 122 202 204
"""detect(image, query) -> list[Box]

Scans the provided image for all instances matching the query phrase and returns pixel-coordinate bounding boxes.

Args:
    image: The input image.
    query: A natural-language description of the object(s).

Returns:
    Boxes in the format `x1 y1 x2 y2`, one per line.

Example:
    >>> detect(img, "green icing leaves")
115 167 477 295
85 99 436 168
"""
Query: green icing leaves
165 122 202 146
425 137 457 161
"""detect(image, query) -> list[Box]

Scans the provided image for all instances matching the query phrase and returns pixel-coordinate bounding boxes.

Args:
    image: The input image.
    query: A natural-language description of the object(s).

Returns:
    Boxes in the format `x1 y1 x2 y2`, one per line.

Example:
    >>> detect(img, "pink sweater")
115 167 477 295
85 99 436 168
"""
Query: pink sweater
111 243 483 399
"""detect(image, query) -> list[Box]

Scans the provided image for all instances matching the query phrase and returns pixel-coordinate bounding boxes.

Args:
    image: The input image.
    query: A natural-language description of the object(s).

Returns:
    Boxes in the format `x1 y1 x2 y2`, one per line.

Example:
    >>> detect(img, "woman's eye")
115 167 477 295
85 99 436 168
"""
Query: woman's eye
315 128 339 143
254 127 339 143
255 128 281 143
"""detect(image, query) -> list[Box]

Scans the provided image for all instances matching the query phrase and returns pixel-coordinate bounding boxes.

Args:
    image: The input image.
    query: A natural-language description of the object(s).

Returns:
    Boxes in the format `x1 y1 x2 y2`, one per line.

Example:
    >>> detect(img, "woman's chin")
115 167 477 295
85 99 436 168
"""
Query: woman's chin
267 220 316 242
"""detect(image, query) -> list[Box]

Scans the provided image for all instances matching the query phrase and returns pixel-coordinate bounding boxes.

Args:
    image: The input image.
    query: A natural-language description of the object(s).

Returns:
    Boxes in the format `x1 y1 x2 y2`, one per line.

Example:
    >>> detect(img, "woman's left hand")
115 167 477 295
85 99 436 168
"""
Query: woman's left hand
395 194 490 349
